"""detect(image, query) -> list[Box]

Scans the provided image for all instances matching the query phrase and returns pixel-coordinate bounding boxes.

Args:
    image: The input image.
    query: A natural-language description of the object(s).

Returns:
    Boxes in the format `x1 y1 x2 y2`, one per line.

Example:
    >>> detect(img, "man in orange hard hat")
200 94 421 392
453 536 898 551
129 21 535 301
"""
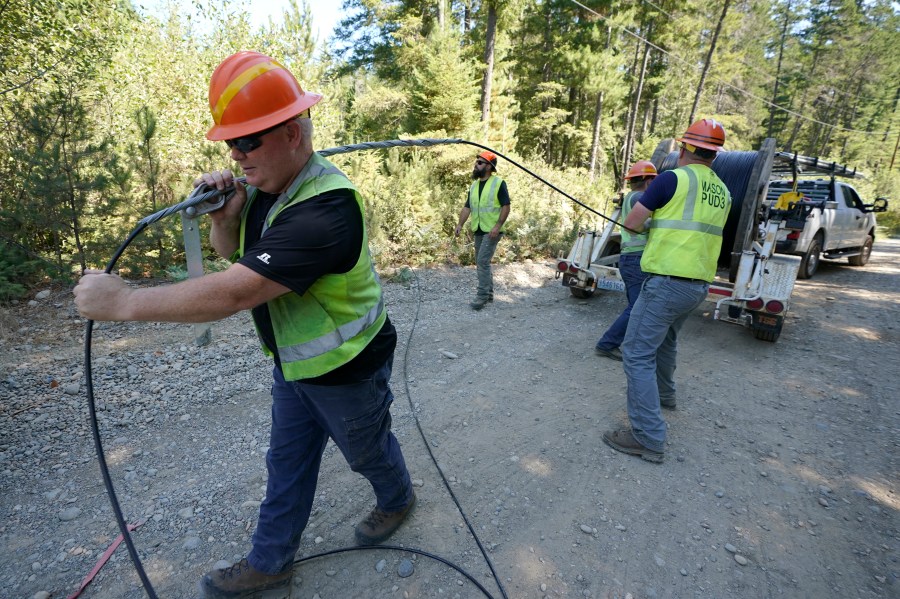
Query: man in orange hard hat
454 150 511 310
602 119 732 463
594 160 657 361
74 52 415 598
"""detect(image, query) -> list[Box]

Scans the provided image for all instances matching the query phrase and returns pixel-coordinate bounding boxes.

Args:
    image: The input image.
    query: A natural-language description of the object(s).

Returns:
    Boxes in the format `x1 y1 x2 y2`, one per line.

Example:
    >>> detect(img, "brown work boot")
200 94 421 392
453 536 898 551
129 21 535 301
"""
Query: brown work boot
602 429 664 463
355 493 417 545
199 558 292 598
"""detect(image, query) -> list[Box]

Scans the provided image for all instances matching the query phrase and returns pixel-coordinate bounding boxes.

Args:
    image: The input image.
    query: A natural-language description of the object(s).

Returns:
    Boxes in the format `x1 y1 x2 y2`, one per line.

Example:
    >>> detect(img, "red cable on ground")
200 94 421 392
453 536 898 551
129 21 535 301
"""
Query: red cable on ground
66 519 146 599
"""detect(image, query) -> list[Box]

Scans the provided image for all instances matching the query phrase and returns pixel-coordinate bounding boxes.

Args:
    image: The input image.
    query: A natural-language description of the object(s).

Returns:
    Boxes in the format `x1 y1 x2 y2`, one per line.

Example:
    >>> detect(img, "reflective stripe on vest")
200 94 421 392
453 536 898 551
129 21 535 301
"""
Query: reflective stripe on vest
639 164 731 282
237 153 386 380
469 175 504 232
619 191 648 253
278 295 385 362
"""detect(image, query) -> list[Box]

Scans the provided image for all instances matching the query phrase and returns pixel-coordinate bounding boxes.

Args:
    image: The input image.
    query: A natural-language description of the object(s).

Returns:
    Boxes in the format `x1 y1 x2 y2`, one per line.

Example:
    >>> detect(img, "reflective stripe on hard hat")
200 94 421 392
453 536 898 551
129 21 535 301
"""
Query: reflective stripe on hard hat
212 61 280 125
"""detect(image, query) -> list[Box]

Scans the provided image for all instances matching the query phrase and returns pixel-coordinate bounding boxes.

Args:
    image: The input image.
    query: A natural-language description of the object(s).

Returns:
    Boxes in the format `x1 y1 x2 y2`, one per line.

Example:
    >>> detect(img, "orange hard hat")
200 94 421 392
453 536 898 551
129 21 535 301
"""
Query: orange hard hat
477 150 498 169
676 118 726 152
624 160 657 180
206 51 323 141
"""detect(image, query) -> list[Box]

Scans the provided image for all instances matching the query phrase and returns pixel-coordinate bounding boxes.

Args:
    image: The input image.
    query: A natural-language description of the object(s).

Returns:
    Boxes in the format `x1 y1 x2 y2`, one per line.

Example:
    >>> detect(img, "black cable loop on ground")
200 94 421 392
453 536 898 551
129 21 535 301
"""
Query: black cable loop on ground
291 544 496 596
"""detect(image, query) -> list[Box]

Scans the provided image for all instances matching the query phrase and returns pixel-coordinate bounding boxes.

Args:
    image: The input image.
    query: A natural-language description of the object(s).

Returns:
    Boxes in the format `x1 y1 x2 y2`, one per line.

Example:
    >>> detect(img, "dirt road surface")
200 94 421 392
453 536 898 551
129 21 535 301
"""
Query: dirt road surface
1 239 897 599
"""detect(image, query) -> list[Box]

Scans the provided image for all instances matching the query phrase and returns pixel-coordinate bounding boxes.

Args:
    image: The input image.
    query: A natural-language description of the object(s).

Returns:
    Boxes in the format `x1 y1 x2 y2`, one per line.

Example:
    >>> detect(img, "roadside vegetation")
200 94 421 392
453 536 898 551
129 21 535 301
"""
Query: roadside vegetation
1 0 898 302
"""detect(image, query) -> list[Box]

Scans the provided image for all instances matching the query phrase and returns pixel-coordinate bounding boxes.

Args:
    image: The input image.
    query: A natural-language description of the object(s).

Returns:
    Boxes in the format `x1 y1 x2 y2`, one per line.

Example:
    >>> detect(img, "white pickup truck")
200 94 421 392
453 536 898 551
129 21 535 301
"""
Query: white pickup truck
765 179 888 278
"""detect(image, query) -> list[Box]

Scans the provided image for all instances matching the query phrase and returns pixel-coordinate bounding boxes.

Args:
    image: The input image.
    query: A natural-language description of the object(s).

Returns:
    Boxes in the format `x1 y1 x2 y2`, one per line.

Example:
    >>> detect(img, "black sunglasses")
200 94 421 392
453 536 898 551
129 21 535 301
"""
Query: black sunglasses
475 159 489 166
225 110 310 153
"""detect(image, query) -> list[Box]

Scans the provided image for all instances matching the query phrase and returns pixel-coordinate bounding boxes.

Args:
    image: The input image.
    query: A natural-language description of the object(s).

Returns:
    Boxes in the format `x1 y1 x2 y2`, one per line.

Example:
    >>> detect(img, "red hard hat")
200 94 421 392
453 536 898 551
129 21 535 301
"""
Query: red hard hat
206 51 322 141
478 150 498 169
624 160 658 180
677 118 726 152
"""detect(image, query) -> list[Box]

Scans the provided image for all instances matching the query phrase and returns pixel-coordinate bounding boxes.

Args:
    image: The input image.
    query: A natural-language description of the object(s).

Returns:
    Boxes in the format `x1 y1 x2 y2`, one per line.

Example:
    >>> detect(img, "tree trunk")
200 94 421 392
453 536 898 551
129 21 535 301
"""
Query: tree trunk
621 16 645 167
589 90 605 181
480 1 497 129
767 0 792 138
437 0 445 30
687 0 731 126
624 22 653 179
464 0 472 33
589 26 612 181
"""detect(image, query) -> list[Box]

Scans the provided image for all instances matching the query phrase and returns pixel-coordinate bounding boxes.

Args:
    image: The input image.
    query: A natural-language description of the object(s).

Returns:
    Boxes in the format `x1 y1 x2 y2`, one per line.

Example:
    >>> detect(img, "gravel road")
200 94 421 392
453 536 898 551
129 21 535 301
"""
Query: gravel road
1 239 898 599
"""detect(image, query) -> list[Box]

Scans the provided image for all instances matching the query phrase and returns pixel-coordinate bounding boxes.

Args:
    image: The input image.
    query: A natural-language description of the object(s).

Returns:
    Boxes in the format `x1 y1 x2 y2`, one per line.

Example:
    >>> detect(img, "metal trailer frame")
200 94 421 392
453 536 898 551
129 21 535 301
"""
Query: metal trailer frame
555 138 804 342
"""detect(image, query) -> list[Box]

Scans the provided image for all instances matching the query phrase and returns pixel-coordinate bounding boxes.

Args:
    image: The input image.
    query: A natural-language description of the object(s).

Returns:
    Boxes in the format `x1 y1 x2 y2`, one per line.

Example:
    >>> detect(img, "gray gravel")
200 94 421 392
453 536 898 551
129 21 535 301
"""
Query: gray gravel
1 244 899 598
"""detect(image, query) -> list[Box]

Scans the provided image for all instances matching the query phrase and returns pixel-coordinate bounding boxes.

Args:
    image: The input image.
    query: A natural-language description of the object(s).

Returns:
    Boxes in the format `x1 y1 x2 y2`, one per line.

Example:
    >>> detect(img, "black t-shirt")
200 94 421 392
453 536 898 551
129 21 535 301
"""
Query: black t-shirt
464 179 510 234
237 187 396 385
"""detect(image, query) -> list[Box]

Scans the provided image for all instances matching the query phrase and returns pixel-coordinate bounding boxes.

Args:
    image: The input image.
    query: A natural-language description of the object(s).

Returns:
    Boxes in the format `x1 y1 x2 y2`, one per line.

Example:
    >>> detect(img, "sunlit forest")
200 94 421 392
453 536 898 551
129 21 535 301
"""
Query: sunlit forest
1 0 898 299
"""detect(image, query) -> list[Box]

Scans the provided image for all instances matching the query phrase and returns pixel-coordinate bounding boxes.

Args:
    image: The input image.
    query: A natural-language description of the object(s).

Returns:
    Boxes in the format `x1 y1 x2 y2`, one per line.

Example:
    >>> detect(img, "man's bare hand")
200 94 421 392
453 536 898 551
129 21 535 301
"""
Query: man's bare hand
73 270 133 321
194 170 248 225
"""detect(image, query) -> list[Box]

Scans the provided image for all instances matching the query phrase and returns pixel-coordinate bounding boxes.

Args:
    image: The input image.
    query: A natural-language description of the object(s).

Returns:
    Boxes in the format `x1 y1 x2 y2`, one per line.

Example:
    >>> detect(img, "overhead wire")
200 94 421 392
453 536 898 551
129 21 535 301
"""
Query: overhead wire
568 0 891 136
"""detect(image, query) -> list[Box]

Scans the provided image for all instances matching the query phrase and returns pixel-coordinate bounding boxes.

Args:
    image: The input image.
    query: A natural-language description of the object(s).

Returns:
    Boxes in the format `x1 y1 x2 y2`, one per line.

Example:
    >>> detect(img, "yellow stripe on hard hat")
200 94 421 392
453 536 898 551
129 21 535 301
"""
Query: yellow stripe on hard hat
212 61 281 124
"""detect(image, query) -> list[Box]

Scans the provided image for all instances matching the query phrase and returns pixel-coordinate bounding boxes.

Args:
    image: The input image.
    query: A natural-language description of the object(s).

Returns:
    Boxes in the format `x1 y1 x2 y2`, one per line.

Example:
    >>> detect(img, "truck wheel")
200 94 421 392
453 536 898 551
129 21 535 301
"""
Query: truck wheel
848 235 873 266
751 314 783 342
798 234 822 279
570 287 594 299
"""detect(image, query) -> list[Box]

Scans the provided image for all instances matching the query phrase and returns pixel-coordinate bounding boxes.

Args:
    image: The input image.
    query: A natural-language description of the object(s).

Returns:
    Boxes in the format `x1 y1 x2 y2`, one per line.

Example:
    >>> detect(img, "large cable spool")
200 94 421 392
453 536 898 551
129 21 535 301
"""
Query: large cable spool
652 139 776 279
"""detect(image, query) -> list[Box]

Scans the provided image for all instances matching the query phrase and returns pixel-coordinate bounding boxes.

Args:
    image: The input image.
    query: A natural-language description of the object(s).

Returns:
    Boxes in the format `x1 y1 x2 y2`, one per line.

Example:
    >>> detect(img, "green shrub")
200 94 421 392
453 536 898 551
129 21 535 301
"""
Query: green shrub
0 242 41 302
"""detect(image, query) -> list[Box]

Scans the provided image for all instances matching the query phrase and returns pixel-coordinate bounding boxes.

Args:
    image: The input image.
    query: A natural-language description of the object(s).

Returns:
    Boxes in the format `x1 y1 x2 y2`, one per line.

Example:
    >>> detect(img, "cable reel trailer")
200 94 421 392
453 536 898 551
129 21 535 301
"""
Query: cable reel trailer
555 137 806 342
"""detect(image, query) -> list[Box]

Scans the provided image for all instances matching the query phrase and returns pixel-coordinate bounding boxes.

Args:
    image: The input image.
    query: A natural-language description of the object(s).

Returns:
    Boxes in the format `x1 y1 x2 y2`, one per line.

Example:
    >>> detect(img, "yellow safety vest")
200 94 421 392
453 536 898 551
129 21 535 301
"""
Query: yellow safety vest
237 153 386 380
468 175 506 232
620 191 648 254
640 164 731 282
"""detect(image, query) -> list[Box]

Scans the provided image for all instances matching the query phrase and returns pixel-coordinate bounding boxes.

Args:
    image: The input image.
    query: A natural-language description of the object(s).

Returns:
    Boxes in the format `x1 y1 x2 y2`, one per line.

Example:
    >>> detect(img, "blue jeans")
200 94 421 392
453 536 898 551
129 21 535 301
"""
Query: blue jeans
248 357 413 574
474 232 501 300
621 276 709 452
596 252 649 351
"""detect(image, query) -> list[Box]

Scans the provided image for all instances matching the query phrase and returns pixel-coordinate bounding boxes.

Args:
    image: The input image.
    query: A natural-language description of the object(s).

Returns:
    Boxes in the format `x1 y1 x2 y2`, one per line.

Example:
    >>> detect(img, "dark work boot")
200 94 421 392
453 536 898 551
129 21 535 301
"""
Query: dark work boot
199 558 292 598
470 298 488 311
602 429 664 463
355 493 417 545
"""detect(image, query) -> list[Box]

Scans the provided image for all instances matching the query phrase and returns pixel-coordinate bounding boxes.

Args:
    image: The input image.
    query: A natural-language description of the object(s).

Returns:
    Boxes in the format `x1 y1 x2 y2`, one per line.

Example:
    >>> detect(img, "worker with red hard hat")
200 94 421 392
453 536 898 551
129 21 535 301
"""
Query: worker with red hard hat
594 160 657 362
75 51 415 598
602 118 732 464
454 150 511 310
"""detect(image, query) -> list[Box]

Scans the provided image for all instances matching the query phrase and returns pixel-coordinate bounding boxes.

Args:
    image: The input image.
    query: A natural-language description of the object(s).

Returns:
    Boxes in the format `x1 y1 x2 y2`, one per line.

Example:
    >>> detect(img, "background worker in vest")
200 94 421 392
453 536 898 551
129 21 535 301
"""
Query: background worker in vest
454 150 511 310
602 119 732 464
594 160 657 361
74 51 415 599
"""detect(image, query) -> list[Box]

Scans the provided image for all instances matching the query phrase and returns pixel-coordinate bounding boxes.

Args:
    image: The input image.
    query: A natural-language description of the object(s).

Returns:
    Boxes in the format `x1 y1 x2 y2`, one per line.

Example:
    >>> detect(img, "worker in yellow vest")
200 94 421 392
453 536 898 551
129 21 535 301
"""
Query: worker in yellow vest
603 119 732 463
74 52 415 598
454 150 511 310
595 160 657 361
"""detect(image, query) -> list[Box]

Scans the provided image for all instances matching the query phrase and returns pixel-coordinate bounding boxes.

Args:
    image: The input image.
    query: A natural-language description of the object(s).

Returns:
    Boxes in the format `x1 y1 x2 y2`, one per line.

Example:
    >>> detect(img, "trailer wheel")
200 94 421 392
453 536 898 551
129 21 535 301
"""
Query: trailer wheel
750 313 783 342
570 287 594 299
797 233 822 279
848 235 873 266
